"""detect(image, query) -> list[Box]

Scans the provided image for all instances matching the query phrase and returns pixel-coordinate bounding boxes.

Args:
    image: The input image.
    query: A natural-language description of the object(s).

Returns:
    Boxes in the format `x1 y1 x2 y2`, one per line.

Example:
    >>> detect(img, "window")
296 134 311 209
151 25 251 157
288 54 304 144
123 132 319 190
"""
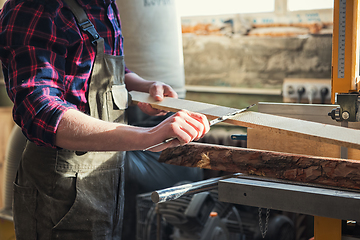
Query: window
288 0 334 11
177 0 275 17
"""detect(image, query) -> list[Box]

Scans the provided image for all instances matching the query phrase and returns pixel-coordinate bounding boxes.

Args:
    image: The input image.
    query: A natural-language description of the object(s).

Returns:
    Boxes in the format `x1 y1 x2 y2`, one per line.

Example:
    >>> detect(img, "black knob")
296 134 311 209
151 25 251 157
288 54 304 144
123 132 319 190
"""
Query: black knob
328 107 341 121
320 87 329 104
297 87 306 103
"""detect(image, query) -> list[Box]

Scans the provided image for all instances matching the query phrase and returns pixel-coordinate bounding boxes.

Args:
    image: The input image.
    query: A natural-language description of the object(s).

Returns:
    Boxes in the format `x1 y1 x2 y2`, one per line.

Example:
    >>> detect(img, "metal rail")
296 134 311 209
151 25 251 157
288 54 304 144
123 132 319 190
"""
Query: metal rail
151 173 242 203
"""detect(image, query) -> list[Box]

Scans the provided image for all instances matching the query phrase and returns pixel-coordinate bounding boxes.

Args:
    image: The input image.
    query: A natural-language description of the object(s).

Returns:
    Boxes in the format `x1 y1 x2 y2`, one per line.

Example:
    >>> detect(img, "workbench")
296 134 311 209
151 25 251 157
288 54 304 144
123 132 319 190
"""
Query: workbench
218 176 360 223
244 102 360 240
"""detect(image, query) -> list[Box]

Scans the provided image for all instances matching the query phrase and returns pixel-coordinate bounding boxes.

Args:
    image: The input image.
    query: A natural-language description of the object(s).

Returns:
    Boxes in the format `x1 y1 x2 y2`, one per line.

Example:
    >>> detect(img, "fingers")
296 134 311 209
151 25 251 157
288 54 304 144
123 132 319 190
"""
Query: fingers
138 82 178 116
137 102 167 116
186 111 210 139
145 110 209 152
168 110 210 145
149 82 178 101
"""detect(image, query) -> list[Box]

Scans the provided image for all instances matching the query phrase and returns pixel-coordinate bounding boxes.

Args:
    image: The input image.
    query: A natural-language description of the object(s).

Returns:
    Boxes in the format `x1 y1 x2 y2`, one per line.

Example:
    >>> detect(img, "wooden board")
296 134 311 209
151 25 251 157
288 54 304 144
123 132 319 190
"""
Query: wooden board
248 128 360 160
248 103 360 160
247 128 342 158
0 107 14 209
158 142 360 190
130 91 360 150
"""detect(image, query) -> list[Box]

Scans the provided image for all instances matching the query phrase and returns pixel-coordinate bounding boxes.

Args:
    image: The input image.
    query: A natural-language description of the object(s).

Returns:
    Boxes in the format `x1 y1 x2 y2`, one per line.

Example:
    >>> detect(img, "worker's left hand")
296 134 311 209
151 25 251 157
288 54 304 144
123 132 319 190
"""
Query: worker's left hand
137 82 178 116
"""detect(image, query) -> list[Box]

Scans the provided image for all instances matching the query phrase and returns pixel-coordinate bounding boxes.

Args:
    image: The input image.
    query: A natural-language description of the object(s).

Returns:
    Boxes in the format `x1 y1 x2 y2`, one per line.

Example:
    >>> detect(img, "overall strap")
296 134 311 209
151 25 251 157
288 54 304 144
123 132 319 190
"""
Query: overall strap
63 0 101 45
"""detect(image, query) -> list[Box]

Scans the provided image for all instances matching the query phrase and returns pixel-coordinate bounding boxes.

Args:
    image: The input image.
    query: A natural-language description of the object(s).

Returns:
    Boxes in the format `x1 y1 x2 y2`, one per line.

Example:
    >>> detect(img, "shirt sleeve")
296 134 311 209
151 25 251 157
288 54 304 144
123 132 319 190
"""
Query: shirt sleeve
125 66 131 74
0 1 77 148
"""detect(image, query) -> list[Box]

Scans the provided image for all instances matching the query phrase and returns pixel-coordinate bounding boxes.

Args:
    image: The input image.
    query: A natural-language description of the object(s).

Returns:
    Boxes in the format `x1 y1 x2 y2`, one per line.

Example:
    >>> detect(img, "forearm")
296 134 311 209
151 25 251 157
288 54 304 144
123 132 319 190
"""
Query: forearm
55 108 210 152
124 72 155 93
55 109 153 151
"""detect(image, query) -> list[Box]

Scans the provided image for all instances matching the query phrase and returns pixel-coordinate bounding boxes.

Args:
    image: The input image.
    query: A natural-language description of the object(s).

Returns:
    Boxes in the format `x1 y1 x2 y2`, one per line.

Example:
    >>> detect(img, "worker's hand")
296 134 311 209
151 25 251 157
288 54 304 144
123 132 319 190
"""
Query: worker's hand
145 110 210 152
149 81 178 100
137 82 178 116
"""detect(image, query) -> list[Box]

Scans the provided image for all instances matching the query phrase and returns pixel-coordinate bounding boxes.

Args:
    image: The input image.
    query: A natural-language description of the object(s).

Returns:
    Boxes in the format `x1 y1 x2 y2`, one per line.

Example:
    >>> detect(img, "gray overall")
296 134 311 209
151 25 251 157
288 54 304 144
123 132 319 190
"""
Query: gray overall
12 0 128 239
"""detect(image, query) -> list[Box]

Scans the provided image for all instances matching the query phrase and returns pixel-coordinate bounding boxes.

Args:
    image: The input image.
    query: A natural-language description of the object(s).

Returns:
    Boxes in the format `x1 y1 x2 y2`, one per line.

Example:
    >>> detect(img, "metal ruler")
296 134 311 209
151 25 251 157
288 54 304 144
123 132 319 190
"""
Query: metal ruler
337 0 346 79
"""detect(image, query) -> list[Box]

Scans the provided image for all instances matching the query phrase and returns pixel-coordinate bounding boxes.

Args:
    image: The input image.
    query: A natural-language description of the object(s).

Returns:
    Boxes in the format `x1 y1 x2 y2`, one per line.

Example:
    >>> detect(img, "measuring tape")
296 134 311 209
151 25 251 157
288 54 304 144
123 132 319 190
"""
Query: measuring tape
337 0 346 79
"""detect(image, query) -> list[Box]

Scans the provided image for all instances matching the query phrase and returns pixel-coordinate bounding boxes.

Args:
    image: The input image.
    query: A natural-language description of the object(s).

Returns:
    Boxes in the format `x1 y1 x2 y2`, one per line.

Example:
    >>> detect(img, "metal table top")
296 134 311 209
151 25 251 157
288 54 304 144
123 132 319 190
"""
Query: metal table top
218 177 360 221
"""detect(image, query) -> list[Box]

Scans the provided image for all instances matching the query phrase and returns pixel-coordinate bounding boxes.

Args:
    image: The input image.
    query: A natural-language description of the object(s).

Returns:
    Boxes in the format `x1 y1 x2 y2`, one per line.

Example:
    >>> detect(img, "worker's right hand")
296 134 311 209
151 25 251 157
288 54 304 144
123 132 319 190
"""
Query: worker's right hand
145 110 210 152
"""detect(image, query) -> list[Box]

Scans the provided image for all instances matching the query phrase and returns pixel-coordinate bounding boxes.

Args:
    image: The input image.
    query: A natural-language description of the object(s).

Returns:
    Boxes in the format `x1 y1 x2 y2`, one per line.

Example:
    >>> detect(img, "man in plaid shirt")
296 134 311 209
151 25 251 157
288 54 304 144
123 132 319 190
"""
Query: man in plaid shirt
0 0 209 238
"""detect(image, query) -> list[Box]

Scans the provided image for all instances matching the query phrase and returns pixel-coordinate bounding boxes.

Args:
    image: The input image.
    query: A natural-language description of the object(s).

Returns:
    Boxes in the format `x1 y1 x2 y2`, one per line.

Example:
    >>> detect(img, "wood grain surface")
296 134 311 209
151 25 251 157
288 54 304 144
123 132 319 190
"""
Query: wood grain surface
159 143 360 190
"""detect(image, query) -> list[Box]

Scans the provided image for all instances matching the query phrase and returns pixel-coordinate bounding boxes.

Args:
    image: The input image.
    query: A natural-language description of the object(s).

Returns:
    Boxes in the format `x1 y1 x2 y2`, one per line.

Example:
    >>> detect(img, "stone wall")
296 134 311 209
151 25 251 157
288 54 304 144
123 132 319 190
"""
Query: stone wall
182 34 332 89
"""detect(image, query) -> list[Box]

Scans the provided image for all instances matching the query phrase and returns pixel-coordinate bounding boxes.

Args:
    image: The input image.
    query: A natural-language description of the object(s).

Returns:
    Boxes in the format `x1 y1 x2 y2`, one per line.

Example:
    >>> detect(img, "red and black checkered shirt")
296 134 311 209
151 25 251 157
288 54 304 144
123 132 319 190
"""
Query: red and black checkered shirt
0 0 130 147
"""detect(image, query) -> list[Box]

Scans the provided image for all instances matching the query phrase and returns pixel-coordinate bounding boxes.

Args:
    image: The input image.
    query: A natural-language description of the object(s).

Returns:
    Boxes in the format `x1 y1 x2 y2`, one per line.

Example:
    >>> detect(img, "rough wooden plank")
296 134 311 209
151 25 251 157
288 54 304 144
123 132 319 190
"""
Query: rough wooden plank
130 91 360 150
247 128 342 158
248 128 360 161
247 103 360 160
159 143 360 190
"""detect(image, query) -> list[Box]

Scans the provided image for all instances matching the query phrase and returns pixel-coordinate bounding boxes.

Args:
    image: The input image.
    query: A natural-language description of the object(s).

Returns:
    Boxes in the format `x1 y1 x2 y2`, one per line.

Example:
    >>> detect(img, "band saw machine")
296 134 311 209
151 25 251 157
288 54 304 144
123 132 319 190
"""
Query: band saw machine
130 1 360 239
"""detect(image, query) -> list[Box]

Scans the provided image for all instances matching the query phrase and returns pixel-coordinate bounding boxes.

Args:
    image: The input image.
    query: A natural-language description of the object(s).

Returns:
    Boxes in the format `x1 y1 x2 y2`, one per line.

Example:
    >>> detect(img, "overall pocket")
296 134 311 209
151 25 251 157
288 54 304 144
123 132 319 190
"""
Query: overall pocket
13 178 37 240
106 84 128 123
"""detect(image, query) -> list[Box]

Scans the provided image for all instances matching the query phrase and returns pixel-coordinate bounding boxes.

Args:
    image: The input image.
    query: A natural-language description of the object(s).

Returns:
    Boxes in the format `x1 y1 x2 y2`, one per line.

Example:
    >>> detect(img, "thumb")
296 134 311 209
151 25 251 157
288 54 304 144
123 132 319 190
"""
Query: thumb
150 83 164 101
